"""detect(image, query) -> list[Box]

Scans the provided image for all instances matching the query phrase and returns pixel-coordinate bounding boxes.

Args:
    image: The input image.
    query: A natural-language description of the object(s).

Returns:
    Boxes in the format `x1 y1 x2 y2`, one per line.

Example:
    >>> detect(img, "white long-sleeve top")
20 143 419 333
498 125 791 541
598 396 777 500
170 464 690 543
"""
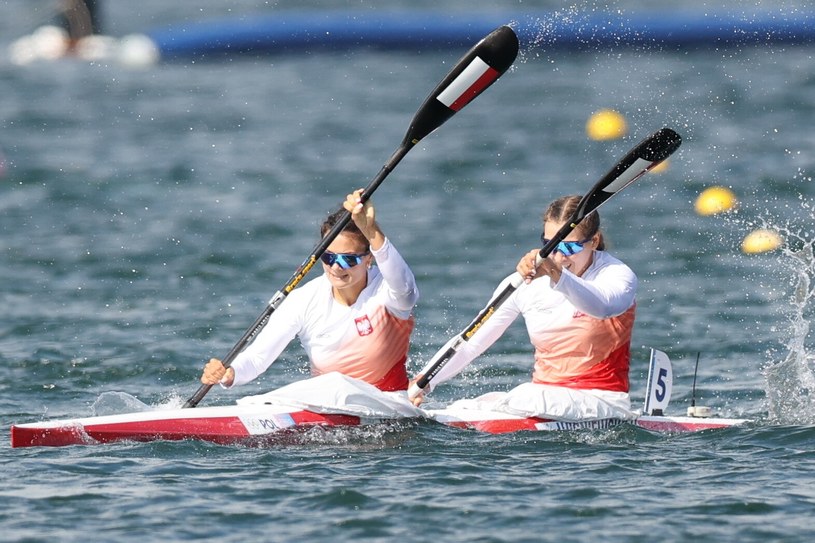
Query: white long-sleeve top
420 250 637 393
228 237 419 390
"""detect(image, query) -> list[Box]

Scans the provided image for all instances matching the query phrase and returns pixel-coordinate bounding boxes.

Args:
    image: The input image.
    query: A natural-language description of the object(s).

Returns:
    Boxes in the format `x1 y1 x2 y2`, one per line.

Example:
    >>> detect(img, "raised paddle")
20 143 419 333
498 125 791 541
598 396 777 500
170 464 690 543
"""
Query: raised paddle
409 127 683 400
183 25 520 408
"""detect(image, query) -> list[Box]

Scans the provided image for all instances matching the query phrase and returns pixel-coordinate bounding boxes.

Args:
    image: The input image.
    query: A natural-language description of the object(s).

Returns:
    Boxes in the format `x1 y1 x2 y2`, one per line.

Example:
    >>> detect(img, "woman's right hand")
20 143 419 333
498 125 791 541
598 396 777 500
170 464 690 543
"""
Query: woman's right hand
200 358 235 386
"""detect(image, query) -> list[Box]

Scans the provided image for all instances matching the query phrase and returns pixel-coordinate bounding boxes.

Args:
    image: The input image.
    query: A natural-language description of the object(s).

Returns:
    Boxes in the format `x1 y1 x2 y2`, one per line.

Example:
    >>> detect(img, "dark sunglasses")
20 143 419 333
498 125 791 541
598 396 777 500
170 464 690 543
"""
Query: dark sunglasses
541 234 594 256
320 250 370 269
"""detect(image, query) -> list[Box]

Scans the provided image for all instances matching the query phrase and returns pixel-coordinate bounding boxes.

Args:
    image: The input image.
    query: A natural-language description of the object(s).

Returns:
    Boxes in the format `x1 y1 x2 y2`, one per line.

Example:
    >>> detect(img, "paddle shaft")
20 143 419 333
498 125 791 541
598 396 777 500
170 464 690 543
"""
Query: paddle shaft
411 128 682 397
183 25 520 408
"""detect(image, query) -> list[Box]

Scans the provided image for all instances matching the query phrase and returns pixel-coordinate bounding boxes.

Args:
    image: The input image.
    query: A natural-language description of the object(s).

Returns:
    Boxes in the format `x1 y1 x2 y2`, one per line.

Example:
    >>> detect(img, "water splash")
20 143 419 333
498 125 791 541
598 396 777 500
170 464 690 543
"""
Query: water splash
509 7 585 64
91 391 152 415
758 199 815 424
91 390 186 415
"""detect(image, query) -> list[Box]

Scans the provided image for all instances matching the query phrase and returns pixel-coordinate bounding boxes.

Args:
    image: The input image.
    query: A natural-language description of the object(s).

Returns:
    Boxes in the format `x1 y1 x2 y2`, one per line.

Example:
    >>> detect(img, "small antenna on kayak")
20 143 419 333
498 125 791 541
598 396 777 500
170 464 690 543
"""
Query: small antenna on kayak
690 351 699 408
687 352 712 418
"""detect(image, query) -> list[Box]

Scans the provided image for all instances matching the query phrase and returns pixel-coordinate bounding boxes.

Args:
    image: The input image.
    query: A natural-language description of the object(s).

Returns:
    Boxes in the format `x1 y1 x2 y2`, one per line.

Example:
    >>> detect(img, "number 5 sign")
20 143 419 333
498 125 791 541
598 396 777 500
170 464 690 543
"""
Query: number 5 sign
644 349 673 416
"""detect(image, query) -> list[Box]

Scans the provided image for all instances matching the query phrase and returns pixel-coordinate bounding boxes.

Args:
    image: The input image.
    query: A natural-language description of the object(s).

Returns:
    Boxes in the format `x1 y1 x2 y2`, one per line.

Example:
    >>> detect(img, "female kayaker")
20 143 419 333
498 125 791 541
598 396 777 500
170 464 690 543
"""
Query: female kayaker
411 195 638 421
200 189 419 392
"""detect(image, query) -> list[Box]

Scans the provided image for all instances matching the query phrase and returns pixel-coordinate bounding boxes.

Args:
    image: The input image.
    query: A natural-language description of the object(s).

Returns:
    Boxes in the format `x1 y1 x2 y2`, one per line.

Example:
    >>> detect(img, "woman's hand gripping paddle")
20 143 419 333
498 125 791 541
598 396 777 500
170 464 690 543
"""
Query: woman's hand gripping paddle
409 127 683 401
184 25 519 408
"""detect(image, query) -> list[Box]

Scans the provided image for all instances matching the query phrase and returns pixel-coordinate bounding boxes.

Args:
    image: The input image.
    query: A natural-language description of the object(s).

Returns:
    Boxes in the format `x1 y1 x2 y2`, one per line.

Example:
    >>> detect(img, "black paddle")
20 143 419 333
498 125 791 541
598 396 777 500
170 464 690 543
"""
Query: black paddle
409 127 683 399
183 25 520 408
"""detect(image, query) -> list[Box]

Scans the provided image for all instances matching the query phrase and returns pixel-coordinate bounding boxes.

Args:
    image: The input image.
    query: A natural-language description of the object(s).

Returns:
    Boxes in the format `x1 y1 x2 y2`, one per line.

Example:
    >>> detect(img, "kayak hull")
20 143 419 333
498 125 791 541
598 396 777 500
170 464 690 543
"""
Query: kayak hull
432 410 748 434
10 403 748 448
10 404 365 448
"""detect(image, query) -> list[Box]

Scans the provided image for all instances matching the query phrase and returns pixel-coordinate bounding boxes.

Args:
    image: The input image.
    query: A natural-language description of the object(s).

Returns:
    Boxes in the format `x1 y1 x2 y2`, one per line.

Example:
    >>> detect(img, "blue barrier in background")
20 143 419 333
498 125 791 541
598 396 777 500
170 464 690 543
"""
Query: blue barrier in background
146 10 815 60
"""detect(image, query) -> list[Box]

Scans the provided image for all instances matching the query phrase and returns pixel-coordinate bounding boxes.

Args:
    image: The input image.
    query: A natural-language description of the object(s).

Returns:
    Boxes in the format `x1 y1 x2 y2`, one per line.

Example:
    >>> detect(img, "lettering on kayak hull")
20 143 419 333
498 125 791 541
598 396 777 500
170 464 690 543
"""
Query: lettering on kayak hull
240 414 297 435
535 419 626 431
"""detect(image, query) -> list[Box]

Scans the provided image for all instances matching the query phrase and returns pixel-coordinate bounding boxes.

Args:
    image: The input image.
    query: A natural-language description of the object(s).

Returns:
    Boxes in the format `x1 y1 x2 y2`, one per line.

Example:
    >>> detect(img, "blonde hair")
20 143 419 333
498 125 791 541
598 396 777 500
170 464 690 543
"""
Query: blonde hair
543 195 605 250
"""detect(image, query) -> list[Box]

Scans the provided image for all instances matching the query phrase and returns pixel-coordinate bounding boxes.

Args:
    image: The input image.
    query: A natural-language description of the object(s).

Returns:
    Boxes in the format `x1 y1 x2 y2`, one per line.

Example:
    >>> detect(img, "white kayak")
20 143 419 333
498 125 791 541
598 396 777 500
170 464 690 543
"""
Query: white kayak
9 350 750 448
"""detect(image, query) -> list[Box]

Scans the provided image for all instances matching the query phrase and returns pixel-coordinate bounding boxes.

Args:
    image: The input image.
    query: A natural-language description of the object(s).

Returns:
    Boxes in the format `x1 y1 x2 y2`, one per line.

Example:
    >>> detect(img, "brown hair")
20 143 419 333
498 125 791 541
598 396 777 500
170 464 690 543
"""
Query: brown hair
543 195 606 250
320 208 370 251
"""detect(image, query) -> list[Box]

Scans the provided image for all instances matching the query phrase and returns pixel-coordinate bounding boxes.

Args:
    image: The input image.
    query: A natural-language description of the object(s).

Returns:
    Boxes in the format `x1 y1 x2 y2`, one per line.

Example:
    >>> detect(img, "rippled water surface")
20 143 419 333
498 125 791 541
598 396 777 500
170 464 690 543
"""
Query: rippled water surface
3 1 815 542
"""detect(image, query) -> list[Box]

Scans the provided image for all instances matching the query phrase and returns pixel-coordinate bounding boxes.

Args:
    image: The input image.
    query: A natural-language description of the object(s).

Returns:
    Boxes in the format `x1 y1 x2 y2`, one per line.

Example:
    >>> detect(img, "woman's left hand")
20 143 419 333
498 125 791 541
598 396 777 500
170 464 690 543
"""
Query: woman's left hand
344 189 375 231
344 188 385 250
517 249 561 284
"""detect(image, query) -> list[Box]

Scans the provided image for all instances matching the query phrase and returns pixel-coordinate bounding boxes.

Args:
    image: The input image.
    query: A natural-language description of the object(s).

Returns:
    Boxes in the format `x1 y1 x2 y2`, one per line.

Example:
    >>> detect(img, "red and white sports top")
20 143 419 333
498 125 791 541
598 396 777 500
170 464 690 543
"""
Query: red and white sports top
228 238 418 391
420 250 637 393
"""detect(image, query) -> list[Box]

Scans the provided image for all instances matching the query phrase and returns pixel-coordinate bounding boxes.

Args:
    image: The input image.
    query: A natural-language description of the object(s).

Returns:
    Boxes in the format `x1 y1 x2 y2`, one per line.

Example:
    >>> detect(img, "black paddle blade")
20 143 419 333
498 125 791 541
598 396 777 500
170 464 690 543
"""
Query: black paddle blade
577 127 682 220
403 25 519 146
541 127 681 258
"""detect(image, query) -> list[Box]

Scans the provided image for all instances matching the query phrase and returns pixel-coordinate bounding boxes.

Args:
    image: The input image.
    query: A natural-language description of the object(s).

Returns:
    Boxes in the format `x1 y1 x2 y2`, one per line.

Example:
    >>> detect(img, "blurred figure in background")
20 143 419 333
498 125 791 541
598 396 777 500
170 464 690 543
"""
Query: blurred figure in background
56 0 102 46
8 0 108 64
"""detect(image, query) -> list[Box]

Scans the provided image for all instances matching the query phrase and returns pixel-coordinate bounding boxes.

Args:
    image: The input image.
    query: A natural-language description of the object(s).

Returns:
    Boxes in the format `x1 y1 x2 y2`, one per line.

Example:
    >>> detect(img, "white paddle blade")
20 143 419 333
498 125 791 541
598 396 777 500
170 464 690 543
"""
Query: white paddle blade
643 348 673 415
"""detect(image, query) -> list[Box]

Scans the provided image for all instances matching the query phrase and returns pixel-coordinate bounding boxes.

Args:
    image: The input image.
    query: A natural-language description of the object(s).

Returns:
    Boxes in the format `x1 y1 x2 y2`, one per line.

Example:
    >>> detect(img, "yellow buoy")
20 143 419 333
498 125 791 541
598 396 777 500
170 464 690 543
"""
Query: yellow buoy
742 229 783 254
650 159 670 174
586 109 627 141
694 186 737 216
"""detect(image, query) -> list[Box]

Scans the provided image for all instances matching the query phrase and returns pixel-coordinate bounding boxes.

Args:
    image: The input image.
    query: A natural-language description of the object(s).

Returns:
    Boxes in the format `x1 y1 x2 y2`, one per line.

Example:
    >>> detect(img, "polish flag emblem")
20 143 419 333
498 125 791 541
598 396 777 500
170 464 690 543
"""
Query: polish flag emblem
436 56 500 112
355 315 374 336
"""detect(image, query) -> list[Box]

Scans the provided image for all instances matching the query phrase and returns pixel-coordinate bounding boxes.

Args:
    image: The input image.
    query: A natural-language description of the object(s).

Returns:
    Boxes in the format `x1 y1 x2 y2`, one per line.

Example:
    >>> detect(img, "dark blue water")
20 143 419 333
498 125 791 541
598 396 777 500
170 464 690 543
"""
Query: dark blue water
3 1 815 541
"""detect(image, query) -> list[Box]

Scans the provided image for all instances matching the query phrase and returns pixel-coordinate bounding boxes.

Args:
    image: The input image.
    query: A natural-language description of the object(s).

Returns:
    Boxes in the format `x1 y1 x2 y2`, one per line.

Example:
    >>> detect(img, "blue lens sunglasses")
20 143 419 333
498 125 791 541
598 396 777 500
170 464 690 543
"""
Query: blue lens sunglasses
540 234 594 256
320 250 370 269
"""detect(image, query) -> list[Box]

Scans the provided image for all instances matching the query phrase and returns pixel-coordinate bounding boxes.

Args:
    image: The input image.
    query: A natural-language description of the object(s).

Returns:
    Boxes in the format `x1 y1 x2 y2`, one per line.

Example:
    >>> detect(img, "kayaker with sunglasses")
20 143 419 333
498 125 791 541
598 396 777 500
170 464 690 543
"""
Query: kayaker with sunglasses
200 189 419 392
411 195 638 421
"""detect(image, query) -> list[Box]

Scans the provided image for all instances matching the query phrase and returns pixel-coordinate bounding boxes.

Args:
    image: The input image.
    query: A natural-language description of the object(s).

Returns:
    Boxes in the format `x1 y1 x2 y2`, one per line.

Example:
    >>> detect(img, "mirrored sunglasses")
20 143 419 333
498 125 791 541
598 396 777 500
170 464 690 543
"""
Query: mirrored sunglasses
320 250 370 269
540 234 593 256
